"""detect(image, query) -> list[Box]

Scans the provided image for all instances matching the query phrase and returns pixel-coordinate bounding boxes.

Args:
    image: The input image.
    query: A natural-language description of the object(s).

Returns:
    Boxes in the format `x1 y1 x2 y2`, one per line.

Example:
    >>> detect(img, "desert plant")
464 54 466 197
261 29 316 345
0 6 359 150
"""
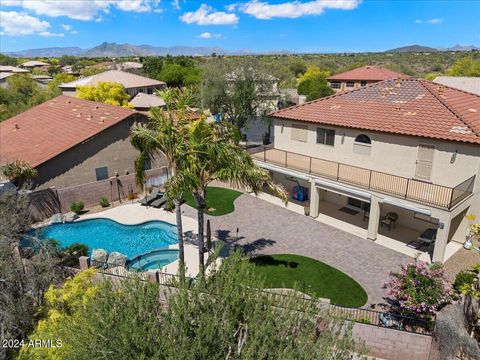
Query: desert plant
127 192 137 201
99 197 110 207
384 261 452 318
454 271 477 293
70 201 85 214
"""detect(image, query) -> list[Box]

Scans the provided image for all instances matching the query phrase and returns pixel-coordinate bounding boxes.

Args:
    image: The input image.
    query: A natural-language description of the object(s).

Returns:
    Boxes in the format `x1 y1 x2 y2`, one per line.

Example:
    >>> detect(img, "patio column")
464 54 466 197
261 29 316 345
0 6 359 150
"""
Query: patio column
309 178 320 218
367 196 381 241
432 217 451 263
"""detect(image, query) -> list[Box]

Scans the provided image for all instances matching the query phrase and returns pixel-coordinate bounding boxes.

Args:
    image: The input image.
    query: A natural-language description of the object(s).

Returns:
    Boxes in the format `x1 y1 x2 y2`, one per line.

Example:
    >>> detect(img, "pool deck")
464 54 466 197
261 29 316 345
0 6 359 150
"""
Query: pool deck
78 203 214 278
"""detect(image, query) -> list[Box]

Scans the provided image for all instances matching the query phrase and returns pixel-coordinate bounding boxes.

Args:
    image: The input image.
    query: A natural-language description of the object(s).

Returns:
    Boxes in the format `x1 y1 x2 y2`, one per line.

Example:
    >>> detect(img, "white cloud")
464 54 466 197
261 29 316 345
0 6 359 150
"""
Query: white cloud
0 11 51 36
198 32 222 39
180 4 239 25
415 18 443 25
240 0 361 19
61 24 72 31
171 0 180 10
1 0 23 5
39 31 64 37
4 1 160 21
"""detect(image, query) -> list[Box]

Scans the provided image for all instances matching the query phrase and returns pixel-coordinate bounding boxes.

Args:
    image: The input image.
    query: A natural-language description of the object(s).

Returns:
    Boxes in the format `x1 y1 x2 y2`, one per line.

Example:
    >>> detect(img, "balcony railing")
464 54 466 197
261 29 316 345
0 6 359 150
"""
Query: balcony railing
251 146 475 210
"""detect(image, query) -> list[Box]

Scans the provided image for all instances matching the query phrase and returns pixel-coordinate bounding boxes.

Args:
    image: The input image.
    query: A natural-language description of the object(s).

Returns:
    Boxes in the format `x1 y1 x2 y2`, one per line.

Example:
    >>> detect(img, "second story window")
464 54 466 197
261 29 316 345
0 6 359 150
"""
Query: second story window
353 134 371 155
316 128 335 146
354 134 371 144
346 81 355 88
291 124 308 142
330 82 341 89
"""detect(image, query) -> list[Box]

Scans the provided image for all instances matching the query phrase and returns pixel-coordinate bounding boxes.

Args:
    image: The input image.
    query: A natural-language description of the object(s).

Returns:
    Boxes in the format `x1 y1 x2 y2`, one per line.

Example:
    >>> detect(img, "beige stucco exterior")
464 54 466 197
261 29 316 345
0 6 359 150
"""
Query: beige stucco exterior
34 114 166 190
273 119 480 188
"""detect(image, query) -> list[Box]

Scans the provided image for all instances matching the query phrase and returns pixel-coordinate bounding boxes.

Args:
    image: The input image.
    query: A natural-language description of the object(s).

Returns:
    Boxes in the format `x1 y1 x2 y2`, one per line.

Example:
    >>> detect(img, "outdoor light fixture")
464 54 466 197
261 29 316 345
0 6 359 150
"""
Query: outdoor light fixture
450 150 457 164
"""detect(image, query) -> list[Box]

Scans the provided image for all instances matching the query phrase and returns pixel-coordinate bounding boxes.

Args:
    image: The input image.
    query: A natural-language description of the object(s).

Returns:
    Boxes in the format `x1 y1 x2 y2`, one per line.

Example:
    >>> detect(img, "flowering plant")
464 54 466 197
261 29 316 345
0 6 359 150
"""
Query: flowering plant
470 223 480 237
383 261 452 317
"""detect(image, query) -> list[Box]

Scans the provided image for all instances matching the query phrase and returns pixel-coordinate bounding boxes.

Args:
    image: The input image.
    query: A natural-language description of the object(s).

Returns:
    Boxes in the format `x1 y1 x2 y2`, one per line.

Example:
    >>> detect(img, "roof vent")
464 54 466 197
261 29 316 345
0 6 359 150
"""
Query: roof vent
14 123 20 130
67 100 71 103
438 85 445 95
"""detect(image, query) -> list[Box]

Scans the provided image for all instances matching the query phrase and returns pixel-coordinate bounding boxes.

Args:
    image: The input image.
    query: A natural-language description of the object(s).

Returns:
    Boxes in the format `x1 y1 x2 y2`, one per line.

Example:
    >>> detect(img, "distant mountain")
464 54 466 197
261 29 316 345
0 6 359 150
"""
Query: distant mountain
387 45 438 53
5 46 85 57
439 44 480 51
4 42 249 58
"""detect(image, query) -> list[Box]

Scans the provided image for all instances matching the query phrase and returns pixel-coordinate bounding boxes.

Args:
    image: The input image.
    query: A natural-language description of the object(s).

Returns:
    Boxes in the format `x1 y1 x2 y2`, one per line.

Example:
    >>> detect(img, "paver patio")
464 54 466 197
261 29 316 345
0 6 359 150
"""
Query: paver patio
182 192 412 306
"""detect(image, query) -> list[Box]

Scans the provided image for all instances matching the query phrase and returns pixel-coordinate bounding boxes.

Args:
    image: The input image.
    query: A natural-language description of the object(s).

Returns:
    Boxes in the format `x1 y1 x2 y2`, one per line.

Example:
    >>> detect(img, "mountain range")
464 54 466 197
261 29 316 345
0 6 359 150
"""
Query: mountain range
3 42 479 58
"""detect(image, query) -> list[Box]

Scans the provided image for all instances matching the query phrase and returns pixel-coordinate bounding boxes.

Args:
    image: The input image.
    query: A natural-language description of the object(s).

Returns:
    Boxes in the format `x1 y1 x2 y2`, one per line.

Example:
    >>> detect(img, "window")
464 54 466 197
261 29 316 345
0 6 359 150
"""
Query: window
330 82 341 89
354 134 371 144
290 124 308 142
147 88 153 94
316 128 335 146
346 81 355 88
360 81 367 87
95 166 109 181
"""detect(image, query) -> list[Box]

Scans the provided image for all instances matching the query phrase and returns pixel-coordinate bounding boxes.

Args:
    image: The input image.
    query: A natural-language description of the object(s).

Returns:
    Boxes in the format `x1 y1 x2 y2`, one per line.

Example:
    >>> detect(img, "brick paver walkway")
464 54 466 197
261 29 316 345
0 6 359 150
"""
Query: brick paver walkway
182 193 412 306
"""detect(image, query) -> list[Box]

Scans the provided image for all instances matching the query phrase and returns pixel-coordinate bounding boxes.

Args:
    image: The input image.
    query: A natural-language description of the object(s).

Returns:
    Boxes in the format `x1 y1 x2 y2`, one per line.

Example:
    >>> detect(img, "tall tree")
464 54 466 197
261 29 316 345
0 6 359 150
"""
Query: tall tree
130 87 194 281
165 119 287 278
297 66 334 101
77 81 132 108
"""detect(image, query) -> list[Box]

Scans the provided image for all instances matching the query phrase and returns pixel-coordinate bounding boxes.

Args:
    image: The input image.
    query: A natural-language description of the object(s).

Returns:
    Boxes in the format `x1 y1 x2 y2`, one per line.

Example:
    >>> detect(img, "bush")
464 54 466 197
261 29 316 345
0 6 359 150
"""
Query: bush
127 192 137 201
99 197 110 207
70 201 85 214
384 261 452 318
454 271 477 293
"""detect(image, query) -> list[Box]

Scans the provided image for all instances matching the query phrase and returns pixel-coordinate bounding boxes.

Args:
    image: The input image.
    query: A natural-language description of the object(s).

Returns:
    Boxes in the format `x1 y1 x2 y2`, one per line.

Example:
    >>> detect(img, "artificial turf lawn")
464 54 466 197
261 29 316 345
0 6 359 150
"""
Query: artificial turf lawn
250 254 368 307
184 186 243 216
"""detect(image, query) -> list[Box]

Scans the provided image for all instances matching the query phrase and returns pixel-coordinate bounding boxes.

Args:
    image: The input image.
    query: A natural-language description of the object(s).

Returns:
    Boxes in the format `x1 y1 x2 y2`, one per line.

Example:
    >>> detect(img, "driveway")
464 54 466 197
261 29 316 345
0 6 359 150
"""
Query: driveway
182 192 412 306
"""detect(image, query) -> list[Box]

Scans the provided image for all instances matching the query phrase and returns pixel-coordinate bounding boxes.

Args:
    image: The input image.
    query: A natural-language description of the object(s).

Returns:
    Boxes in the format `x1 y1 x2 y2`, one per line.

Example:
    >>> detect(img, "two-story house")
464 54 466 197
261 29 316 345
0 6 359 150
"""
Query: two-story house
252 79 480 263
327 66 411 92
59 70 167 99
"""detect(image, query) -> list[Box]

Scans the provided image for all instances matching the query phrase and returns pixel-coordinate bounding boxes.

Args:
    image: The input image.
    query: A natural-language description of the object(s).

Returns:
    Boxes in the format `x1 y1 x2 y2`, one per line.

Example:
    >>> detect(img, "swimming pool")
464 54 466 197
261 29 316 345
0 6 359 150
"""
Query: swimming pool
128 249 180 271
29 218 178 259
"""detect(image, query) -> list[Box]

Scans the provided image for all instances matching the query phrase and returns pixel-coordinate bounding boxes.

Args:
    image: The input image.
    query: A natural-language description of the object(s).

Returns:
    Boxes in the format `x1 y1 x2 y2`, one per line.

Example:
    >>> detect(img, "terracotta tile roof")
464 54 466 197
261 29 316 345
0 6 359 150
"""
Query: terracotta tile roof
0 95 136 167
130 93 166 109
327 66 411 81
271 79 480 144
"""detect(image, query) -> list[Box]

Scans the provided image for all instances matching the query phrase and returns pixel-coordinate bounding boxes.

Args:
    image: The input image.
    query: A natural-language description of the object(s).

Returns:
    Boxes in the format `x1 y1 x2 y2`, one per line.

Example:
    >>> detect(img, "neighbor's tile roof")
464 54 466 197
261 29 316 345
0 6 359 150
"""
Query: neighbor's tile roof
271 79 480 144
130 93 166 109
327 66 411 81
59 70 165 89
0 65 29 73
433 76 480 96
21 60 50 67
0 95 136 167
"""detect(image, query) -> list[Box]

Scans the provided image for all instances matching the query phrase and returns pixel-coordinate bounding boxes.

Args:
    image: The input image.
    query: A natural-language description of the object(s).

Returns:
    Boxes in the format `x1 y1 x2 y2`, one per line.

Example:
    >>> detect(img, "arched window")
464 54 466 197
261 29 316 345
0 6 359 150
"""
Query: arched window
355 134 371 144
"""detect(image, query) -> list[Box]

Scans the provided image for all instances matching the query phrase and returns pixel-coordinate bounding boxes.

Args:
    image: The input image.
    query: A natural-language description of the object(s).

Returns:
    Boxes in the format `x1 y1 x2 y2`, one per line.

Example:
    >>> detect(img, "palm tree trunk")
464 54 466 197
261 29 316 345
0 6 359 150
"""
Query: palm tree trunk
194 190 206 280
175 200 185 282
171 166 185 282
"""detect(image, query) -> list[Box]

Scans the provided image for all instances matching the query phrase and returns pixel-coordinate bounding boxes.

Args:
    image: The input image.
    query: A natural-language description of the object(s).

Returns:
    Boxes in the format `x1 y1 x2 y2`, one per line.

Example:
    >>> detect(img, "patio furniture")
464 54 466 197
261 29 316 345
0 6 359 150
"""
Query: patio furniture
140 187 161 206
418 228 437 248
379 312 403 330
380 212 398 231
150 194 167 208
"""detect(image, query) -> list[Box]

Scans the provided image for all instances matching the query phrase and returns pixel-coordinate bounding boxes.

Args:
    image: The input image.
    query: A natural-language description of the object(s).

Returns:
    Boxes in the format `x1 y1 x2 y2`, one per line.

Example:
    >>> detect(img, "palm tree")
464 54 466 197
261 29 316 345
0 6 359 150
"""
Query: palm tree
130 88 193 281
165 118 287 280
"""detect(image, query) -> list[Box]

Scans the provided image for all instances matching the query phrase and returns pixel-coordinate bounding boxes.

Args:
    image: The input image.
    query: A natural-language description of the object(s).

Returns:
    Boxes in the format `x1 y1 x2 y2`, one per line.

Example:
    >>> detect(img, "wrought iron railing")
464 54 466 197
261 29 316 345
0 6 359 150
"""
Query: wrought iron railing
251 146 475 210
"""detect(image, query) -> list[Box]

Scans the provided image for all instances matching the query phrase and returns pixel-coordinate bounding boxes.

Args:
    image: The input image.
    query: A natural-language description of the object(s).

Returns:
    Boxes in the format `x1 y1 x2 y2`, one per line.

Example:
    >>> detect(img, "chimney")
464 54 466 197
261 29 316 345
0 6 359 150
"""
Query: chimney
298 95 307 105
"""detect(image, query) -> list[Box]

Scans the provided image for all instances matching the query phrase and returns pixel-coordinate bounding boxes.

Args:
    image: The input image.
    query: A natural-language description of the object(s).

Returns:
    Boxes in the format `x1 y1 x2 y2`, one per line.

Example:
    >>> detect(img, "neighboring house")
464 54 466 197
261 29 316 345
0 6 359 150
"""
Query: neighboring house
0 65 29 74
119 61 143 70
327 66 411 92
31 74 53 86
0 72 14 88
61 65 79 75
59 70 167 98
0 95 166 190
253 78 480 263
130 92 166 112
433 76 480 96
20 60 51 71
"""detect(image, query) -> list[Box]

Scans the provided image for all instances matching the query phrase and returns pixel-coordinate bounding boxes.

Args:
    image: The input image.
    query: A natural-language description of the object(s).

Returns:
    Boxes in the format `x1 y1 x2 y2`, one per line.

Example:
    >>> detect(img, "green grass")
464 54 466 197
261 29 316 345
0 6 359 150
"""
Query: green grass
184 186 243 216
250 254 368 307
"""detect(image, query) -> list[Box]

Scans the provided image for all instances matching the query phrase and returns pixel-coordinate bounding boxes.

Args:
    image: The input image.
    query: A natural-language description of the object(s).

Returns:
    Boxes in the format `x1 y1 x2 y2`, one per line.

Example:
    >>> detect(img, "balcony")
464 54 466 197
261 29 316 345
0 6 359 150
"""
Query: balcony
250 146 475 210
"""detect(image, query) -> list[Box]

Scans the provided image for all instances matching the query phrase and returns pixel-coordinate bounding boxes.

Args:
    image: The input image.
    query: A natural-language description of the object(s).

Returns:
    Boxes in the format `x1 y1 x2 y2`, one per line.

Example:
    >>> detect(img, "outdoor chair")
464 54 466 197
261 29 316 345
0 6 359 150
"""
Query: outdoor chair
380 212 398 231
139 187 161 206
150 194 167 208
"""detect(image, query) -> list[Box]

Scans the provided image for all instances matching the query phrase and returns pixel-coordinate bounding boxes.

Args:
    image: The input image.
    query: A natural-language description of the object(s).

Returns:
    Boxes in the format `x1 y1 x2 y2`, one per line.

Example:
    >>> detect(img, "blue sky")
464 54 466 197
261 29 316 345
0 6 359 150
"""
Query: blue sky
1 0 479 53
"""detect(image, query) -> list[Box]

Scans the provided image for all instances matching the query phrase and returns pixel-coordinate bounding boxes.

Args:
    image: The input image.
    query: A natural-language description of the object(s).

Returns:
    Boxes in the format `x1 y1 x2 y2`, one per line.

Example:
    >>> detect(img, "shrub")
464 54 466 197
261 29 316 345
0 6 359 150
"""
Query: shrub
70 201 85 214
127 192 137 201
99 197 110 207
453 271 477 293
384 261 452 318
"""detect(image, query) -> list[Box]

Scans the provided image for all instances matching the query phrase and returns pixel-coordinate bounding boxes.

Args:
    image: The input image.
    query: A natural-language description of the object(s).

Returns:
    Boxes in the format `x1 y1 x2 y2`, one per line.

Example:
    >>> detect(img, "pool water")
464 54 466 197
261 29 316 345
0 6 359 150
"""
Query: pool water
128 249 180 271
29 218 178 259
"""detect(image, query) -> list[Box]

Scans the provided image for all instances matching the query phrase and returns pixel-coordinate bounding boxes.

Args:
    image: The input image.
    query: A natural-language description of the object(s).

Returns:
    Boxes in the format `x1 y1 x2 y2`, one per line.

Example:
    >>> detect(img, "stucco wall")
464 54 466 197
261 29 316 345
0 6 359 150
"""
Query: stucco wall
273 119 480 188
35 114 166 190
